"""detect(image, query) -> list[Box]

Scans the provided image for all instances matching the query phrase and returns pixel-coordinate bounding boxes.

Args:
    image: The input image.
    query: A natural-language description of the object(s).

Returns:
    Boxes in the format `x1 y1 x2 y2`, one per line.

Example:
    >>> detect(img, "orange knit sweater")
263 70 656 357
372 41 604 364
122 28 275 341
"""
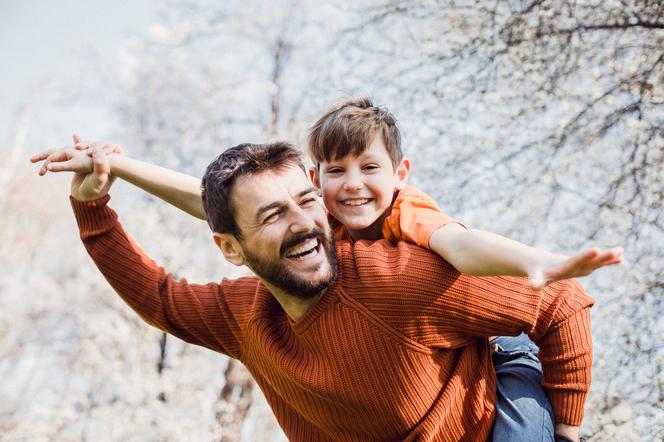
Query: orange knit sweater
72 195 594 441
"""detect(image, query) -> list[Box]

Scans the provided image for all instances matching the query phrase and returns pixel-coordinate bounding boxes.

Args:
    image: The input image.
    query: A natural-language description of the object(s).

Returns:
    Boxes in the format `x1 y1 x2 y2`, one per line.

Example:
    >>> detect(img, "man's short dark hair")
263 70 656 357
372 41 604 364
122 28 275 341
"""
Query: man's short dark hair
201 142 305 237
308 96 403 169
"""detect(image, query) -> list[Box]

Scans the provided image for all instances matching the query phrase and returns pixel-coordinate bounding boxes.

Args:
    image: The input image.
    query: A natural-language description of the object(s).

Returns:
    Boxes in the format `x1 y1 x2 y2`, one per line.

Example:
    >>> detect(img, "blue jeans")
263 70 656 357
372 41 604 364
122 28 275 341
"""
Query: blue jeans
489 333 555 442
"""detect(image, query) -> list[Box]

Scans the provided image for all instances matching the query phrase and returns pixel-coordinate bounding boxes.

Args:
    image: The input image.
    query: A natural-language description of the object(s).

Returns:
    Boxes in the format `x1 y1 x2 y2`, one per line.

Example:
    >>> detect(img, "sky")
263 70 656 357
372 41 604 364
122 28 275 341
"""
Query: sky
1 0 158 155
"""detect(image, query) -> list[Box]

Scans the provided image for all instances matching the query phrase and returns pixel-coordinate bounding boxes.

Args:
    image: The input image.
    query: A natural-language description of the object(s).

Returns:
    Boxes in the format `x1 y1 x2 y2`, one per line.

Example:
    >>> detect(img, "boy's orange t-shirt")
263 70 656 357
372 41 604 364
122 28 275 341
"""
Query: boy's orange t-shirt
330 185 464 246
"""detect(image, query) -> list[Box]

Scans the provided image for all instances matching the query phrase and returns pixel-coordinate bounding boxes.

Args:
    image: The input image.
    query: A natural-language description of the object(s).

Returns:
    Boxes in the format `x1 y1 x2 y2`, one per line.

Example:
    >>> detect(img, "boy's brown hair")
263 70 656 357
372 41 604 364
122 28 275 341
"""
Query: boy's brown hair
308 97 403 169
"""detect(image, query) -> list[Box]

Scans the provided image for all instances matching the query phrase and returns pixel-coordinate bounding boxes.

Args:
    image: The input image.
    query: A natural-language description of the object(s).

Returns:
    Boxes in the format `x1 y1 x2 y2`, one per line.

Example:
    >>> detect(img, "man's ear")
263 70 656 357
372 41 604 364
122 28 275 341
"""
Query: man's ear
213 233 245 266
309 166 322 194
394 158 410 190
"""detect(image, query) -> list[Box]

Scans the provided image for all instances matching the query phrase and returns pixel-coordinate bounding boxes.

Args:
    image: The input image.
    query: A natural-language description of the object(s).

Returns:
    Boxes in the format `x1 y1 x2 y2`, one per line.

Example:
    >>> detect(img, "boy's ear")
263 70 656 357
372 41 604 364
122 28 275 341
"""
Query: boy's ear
212 233 245 266
309 166 322 193
394 158 410 190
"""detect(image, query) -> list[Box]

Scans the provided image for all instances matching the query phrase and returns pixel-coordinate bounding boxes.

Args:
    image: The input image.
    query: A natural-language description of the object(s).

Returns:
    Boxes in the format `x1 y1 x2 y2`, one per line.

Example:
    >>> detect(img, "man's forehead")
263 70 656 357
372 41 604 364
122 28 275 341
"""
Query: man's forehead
232 166 313 215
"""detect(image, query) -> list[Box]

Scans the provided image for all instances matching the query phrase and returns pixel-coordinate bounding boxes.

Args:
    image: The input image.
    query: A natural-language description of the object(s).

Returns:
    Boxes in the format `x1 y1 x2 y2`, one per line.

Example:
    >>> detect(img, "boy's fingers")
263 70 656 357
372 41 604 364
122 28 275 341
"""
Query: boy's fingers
565 249 599 270
30 148 66 162
30 150 52 162
46 158 79 172
528 269 546 289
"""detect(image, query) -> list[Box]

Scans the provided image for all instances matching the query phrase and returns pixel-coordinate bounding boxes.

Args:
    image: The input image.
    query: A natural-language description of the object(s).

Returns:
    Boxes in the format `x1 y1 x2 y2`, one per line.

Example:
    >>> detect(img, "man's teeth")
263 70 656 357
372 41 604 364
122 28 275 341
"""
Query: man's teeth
286 238 318 258
343 198 370 206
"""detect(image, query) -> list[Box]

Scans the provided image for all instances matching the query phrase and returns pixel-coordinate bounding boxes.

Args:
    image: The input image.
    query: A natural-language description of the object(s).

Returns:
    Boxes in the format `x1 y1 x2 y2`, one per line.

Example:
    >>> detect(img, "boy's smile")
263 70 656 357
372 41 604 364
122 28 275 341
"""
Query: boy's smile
312 135 409 241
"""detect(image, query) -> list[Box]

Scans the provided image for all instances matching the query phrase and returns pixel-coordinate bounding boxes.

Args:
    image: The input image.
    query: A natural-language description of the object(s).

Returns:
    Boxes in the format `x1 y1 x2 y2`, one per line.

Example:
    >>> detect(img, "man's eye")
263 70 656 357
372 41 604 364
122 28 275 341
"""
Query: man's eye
263 211 282 223
300 198 316 207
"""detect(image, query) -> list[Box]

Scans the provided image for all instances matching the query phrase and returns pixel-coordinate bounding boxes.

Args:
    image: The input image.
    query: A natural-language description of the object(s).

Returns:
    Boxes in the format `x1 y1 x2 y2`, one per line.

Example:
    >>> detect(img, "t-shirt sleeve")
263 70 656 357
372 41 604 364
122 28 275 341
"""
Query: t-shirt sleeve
381 185 465 249
70 195 247 360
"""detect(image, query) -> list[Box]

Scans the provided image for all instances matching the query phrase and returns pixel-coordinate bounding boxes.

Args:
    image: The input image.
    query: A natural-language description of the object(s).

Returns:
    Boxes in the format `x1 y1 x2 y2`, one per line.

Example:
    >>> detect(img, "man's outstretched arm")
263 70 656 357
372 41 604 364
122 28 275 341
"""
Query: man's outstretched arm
34 146 245 358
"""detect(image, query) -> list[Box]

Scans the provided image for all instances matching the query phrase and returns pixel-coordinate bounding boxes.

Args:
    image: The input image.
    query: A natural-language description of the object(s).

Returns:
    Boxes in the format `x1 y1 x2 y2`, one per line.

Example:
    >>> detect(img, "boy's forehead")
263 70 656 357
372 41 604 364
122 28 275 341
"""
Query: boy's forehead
322 134 390 164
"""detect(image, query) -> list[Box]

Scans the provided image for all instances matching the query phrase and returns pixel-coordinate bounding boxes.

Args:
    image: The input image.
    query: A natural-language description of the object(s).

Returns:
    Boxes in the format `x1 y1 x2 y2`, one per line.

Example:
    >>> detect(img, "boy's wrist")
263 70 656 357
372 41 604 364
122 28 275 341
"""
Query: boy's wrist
554 423 580 441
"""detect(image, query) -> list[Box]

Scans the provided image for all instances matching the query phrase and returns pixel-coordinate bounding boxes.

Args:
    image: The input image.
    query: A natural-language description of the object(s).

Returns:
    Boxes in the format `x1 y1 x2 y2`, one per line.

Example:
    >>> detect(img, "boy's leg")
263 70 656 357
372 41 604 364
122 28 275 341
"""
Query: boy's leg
489 333 555 442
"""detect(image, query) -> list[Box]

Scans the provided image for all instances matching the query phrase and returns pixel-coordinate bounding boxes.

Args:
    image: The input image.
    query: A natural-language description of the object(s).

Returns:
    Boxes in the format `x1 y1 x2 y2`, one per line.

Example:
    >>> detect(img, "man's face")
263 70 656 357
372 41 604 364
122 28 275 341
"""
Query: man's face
230 165 337 299
313 135 409 240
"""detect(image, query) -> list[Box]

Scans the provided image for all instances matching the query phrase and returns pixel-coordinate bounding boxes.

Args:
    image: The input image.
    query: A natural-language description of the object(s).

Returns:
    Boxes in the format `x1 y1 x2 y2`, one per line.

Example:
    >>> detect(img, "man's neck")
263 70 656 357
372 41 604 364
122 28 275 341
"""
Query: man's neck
263 281 327 322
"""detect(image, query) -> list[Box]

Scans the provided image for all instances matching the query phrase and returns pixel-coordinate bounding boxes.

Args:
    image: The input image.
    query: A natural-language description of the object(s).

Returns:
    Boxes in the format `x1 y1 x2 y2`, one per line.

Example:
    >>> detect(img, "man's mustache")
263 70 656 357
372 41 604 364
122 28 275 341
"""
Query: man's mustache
280 229 325 256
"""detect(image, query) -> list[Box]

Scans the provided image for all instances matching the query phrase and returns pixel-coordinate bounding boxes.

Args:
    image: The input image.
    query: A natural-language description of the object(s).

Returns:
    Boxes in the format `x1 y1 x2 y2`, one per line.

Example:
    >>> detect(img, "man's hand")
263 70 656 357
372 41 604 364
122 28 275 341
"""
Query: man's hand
69 147 114 201
528 247 624 289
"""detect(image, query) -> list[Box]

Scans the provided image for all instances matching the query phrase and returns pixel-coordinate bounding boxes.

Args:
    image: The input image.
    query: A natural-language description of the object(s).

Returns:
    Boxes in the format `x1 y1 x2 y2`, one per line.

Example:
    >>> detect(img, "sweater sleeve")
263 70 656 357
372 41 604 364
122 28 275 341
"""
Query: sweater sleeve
381 185 465 249
345 241 594 426
70 195 246 359
440 274 594 425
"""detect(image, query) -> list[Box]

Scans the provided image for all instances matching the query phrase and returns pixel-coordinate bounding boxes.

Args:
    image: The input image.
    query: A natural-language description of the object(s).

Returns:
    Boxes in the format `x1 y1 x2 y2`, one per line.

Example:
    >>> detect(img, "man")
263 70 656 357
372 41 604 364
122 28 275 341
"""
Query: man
42 142 589 441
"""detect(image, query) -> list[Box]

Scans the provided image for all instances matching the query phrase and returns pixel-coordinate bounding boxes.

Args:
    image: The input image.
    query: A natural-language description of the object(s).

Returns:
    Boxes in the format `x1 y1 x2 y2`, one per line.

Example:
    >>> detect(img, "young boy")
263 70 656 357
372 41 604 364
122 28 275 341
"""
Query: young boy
309 97 623 287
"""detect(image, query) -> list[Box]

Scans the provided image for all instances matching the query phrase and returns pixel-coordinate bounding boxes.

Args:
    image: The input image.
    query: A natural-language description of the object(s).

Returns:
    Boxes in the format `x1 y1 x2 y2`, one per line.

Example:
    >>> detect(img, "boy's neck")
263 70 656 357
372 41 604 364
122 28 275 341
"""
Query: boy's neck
347 206 392 241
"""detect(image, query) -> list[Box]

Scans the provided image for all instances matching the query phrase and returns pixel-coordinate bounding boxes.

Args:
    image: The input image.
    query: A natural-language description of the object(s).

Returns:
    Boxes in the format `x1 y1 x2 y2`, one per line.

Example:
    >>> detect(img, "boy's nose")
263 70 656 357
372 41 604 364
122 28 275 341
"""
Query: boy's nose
343 173 363 191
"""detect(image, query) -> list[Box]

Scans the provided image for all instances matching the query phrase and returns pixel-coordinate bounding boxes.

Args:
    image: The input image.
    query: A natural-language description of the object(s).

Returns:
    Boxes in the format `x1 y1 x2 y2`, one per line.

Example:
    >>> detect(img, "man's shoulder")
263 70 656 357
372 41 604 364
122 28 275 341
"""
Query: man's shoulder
218 275 282 320
335 239 457 287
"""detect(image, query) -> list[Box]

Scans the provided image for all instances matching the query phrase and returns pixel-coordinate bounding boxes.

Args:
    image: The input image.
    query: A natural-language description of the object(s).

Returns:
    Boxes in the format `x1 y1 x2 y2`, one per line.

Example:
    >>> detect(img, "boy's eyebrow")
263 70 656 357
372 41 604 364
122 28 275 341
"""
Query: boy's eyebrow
255 187 318 219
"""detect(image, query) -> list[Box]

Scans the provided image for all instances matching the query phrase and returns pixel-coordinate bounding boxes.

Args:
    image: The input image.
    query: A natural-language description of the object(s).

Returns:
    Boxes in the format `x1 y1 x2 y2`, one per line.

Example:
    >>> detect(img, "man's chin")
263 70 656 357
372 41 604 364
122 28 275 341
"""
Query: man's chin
246 232 337 300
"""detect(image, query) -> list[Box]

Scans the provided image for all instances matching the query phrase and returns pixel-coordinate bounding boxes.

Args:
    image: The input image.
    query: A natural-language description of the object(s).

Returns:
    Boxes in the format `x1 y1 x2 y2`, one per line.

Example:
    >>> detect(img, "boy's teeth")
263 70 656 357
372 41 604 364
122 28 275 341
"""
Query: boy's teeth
286 238 318 258
343 199 370 206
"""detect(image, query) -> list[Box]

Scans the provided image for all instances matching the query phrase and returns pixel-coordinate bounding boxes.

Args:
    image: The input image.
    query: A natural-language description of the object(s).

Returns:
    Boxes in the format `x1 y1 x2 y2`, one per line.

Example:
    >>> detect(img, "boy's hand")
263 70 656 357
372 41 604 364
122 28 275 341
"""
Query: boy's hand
72 133 124 156
30 146 94 176
529 247 624 289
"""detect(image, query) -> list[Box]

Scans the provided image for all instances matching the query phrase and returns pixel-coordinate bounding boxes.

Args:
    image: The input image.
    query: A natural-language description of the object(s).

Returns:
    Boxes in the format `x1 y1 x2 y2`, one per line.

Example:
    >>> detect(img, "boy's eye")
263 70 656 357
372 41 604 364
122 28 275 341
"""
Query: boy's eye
363 164 379 171
326 167 343 174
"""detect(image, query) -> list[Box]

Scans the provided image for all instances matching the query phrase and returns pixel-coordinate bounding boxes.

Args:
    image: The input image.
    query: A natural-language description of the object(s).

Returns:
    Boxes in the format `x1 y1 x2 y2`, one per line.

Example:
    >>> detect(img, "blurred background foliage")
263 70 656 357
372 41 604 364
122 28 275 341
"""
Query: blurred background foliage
1 1 662 440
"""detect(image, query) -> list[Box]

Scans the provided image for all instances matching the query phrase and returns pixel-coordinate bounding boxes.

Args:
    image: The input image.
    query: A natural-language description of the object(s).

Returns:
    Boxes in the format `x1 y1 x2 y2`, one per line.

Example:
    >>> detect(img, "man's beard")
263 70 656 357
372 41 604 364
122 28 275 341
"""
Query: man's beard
243 228 338 299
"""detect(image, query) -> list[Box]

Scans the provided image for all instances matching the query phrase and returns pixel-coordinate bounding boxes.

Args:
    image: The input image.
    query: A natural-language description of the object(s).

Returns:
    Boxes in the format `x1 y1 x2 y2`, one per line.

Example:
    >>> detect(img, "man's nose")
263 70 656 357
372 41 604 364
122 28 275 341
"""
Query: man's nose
289 204 316 233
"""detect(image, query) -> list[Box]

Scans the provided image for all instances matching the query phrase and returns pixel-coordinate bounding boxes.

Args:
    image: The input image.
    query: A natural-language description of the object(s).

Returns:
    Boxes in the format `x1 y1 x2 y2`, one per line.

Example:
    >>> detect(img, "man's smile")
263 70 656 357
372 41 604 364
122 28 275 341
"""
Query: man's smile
285 237 320 261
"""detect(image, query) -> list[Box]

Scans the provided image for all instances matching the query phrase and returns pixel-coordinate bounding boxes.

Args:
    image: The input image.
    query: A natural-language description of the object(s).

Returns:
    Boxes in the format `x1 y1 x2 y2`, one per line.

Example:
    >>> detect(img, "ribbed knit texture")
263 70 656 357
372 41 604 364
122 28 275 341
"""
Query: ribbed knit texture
72 195 594 441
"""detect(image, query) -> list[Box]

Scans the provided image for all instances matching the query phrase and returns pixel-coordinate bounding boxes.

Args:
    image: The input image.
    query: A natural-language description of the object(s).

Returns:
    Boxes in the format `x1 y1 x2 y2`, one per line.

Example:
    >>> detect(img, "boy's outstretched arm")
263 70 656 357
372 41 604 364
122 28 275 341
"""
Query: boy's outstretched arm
429 224 623 288
31 136 206 220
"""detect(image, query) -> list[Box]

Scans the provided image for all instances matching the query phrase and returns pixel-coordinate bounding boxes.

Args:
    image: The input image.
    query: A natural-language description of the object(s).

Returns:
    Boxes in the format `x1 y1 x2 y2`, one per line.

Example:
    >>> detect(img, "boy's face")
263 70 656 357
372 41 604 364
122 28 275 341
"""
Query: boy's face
310 135 409 240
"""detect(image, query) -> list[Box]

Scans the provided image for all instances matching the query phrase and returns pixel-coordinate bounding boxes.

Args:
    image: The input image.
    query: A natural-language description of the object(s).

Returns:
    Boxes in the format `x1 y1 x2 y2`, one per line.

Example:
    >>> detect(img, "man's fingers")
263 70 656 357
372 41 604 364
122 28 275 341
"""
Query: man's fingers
91 147 111 183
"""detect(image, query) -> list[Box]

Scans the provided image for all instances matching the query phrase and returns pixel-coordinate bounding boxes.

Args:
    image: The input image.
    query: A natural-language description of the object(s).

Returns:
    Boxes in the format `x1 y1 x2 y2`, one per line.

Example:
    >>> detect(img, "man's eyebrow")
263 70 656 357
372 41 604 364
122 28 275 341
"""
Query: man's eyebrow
255 187 318 219
297 187 317 198
256 201 284 219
